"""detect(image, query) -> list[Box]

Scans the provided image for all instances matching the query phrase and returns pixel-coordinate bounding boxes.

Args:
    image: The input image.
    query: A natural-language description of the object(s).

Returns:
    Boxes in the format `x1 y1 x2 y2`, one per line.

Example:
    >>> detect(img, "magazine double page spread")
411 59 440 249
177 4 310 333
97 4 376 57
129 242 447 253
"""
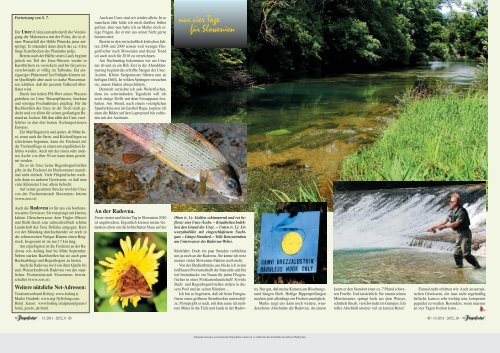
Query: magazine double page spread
1 0 499 335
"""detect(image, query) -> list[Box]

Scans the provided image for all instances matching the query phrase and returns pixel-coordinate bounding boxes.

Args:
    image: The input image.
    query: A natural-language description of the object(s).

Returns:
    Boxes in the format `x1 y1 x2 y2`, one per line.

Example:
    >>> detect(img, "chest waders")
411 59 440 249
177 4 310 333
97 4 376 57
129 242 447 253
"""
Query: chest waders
449 207 481 269
453 229 481 269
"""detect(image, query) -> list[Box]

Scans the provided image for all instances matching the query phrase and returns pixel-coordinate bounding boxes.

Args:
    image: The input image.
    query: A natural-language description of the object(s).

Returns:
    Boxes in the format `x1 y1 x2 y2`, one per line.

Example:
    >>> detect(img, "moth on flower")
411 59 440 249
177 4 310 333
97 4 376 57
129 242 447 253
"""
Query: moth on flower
99 236 165 308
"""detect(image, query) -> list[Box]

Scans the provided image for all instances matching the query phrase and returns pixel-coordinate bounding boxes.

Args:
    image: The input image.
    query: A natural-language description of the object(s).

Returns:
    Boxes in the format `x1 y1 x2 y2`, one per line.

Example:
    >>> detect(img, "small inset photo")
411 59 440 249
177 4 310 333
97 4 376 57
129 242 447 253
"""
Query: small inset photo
333 182 486 284
94 232 167 312
94 123 246 204
254 202 327 284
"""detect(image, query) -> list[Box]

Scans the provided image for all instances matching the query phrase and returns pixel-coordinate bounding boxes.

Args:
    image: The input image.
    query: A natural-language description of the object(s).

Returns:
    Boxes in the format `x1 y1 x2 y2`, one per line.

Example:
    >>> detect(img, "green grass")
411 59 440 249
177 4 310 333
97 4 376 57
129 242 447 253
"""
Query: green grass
472 60 488 92
268 180 331 203
340 91 487 181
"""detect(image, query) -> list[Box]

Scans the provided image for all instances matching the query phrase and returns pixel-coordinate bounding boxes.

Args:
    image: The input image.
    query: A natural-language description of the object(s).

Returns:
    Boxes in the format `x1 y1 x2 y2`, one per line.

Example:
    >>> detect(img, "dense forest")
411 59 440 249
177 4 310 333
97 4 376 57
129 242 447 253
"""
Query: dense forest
172 0 488 100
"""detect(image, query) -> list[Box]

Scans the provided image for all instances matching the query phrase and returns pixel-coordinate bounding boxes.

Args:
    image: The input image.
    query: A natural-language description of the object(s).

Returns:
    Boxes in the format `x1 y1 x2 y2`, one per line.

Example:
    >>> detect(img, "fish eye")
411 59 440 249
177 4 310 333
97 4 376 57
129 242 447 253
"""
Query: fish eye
227 178 237 189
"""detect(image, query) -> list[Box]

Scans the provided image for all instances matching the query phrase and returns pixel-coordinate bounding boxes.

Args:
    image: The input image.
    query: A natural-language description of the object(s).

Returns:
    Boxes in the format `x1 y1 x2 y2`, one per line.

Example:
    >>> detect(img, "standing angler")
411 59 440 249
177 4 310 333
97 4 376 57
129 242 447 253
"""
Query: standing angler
427 193 481 269
108 123 242 199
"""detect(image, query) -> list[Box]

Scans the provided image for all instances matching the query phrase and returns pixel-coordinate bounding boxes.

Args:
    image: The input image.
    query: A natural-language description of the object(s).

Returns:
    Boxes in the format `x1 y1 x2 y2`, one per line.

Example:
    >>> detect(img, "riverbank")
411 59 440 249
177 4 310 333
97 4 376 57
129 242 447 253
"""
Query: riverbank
339 89 487 181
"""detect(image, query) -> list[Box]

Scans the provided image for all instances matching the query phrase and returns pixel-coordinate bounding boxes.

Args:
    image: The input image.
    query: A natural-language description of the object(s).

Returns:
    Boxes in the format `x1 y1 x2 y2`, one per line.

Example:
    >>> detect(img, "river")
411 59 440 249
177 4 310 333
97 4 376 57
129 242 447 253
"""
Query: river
172 61 477 201
333 249 485 284
332 184 486 284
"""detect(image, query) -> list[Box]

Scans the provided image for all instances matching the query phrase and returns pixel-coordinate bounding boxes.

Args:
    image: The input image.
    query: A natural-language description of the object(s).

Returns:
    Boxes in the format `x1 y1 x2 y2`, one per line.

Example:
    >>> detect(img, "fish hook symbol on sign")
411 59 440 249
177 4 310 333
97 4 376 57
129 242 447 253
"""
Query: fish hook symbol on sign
257 211 320 274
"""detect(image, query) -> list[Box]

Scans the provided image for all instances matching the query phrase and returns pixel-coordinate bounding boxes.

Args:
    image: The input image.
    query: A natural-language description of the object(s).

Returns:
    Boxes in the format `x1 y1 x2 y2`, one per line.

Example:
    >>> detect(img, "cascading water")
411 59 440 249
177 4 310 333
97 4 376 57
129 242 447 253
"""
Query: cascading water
333 184 486 252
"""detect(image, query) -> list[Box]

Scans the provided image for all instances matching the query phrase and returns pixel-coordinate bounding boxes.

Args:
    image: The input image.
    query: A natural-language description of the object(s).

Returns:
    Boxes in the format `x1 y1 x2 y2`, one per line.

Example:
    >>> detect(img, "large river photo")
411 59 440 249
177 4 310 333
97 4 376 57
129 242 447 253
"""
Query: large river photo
173 61 478 204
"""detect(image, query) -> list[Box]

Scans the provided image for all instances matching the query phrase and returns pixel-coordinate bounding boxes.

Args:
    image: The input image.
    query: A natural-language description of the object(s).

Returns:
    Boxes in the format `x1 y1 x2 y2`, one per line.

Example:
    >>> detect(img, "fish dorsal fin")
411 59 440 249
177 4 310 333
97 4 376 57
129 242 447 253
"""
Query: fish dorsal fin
200 170 209 197
122 153 145 164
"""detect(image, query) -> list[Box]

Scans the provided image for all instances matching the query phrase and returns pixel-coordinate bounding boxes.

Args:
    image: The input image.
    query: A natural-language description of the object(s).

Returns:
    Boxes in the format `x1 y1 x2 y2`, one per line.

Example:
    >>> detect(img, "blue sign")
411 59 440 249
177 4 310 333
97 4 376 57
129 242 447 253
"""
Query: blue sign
257 211 320 274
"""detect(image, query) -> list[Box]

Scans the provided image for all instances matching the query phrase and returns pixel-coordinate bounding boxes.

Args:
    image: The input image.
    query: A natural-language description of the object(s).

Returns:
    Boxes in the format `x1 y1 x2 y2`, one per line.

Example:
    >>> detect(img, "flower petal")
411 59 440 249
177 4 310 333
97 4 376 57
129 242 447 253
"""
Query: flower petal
133 238 141 251
109 295 120 306
155 250 165 259
99 260 112 268
131 296 141 307
121 298 129 308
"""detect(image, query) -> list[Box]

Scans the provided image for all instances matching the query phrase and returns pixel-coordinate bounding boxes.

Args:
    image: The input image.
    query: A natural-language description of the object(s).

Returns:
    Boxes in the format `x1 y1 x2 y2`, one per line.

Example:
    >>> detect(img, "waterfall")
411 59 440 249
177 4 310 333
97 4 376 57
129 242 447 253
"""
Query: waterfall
333 184 486 251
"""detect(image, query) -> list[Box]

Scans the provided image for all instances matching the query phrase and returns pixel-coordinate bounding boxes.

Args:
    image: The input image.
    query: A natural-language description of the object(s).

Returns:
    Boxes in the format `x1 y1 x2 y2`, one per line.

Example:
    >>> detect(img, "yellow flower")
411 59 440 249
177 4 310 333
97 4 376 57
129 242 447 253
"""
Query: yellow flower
99 236 165 308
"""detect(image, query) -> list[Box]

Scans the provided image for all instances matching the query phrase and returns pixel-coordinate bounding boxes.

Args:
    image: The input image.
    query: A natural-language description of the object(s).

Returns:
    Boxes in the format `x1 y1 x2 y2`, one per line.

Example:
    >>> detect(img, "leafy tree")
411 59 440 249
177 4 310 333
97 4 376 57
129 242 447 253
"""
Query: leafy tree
326 17 381 65
446 0 488 58
171 48 251 99
249 0 324 75
172 0 488 100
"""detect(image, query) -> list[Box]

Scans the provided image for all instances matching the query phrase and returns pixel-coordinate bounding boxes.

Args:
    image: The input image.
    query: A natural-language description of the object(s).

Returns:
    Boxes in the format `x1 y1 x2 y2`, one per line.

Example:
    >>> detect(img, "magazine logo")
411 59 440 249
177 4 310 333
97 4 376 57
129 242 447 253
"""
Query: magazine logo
15 315 37 321
463 315 485 322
